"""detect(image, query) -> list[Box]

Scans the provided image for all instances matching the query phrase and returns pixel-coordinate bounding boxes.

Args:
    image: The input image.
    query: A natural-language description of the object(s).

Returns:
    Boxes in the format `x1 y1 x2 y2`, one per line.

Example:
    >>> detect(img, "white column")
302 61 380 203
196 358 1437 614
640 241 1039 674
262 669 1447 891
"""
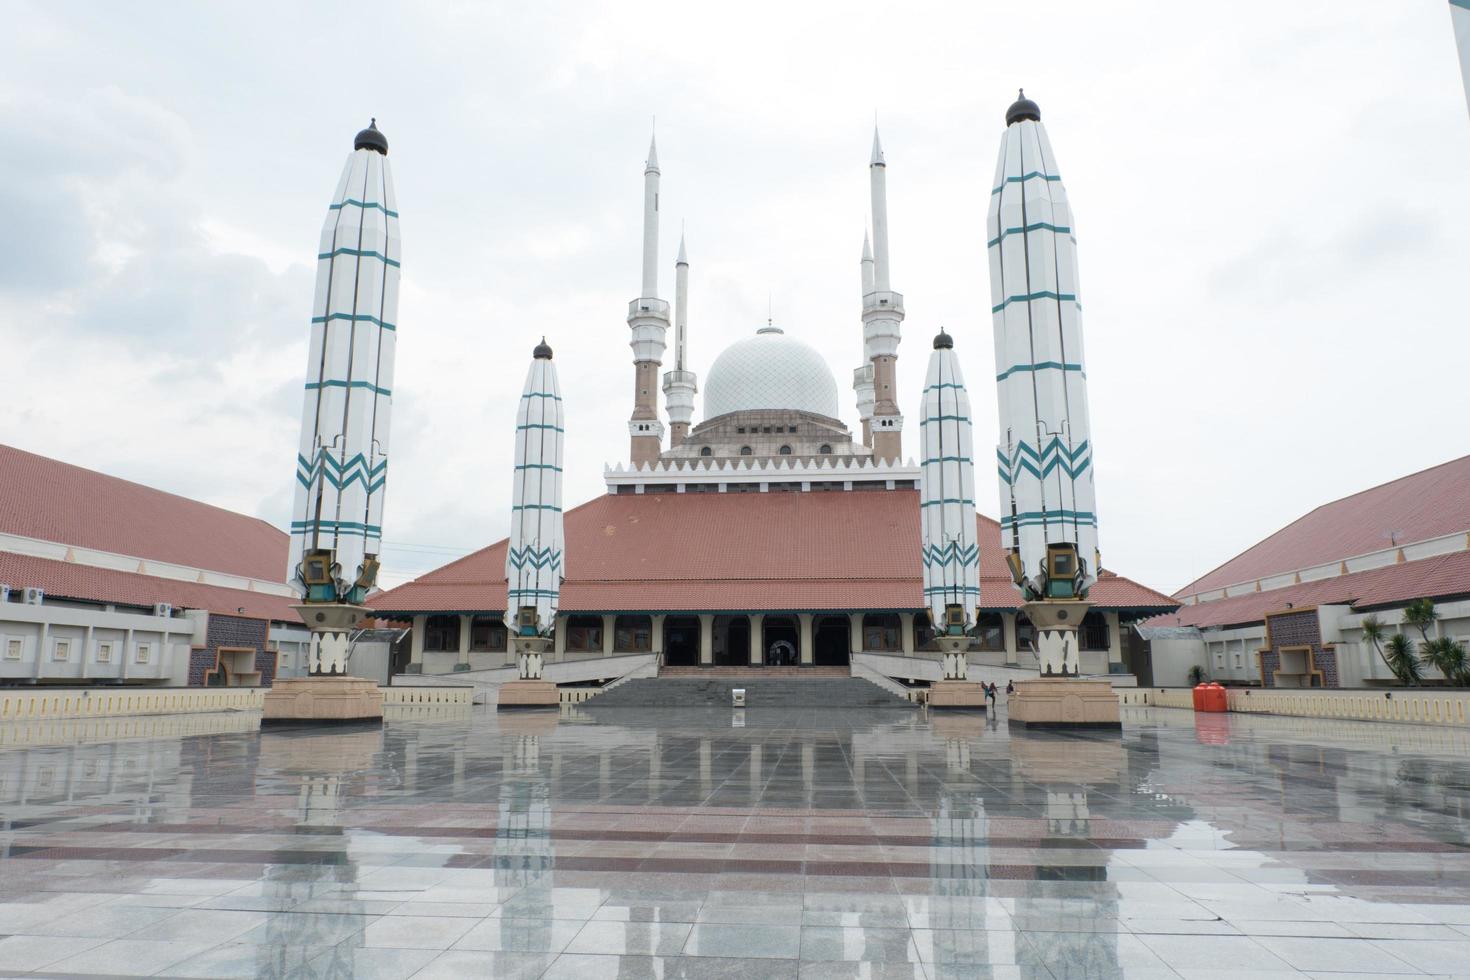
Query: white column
850 612 865 657
410 615 425 670
749 613 765 666
457 615 471 666
798 613 814 666
1003 613 1018 665
652 614 666 660
900 612 915 656
553 615 566 660
699 614 714 666
602 615 616 657
1107 611 1123 667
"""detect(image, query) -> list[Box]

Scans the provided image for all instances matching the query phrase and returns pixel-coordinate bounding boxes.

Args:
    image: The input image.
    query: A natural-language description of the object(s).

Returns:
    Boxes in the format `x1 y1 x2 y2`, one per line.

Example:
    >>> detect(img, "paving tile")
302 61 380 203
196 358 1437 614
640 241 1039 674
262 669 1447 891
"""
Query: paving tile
409 949 557 979
44 937 218 975
565 919 693 955
685 923 803 958
452 915 585 952
0 934 107 972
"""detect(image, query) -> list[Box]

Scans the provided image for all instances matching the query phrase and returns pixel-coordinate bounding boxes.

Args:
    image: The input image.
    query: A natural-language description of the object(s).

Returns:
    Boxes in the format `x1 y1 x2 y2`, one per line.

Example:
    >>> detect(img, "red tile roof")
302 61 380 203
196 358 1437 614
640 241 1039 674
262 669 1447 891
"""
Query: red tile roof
0 551 297 621
1155 550 1470 630
1179 455 1470 598
370 490 1177 615
0 443 286 581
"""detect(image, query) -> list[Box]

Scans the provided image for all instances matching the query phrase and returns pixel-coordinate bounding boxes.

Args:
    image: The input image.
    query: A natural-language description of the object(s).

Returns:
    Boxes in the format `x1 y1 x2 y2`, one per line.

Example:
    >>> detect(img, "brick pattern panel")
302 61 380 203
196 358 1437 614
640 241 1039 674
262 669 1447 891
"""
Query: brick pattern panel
1263 609 1338 688
192 614 270 688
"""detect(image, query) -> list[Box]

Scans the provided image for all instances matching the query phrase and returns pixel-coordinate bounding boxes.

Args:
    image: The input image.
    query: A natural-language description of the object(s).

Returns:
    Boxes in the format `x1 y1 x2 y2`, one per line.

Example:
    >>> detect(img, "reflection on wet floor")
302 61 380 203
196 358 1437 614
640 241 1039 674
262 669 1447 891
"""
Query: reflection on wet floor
3 704 1470 977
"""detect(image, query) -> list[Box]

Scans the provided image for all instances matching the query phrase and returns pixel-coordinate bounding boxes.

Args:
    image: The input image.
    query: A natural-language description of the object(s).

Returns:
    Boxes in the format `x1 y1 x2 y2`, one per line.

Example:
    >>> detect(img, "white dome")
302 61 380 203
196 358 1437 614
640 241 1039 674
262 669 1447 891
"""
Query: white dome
703 327 841 421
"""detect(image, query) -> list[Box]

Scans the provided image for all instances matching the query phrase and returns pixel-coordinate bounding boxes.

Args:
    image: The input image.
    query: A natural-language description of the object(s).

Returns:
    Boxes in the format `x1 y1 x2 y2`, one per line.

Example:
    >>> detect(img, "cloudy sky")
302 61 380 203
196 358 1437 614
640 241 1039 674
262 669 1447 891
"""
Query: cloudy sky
2 1 1467 594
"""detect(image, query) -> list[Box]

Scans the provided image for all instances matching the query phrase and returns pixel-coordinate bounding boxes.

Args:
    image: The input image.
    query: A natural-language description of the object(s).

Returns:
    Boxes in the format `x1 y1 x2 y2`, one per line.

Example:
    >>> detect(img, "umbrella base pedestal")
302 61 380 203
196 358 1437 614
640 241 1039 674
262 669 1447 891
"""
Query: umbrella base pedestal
1007 678 1121 731
929 681 987 711
262 676 384 725
498 681 559 709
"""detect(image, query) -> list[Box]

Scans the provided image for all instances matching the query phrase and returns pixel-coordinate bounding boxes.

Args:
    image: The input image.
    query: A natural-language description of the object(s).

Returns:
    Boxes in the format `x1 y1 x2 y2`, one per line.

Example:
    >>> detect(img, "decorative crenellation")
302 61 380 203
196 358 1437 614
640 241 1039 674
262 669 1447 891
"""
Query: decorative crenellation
605 455 920 493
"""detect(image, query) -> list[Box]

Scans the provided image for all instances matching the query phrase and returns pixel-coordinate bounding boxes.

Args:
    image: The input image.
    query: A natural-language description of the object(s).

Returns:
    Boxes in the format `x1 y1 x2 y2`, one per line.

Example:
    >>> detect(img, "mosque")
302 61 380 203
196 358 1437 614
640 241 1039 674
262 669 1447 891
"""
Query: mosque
371 100 1177 680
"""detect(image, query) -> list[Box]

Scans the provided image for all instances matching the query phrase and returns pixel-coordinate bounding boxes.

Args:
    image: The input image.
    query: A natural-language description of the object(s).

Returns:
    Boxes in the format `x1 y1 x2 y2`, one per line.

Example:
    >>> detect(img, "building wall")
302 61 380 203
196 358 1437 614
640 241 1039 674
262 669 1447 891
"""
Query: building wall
0 600 196 685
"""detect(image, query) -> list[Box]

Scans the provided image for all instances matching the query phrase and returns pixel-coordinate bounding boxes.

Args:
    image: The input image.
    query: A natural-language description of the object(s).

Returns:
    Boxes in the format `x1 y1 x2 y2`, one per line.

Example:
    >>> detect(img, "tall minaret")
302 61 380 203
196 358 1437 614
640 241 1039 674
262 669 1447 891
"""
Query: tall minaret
288 121 398 627
863 128 905 461
627 134 669 467
989 90 1099 679
852 231 876 447
662 232 698 447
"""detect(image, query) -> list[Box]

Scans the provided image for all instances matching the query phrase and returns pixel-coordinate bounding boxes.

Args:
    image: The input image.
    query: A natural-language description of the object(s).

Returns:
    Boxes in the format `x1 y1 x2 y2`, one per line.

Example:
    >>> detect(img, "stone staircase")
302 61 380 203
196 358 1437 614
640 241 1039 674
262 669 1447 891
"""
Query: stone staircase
584 673 916 709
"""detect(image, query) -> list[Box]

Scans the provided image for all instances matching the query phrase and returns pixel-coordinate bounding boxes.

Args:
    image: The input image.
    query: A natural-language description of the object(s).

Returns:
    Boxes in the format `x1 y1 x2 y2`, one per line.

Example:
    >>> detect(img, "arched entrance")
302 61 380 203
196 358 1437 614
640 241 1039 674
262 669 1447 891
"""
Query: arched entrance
713 615 749 666
664 616 700 666
763 615 799 666
814 615 850 666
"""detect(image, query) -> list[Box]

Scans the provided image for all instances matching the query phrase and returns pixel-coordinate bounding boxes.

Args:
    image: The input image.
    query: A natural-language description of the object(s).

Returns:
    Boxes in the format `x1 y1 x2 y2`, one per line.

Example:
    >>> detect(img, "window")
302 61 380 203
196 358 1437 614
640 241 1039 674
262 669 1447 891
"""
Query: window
51 639 70 661
566 615 603 652
4 638 20 660
737 427 746 434
135 643 151 664
862 614 902 652
424 615 459 652
819 444 832 455
762 426 772 433
614 615 652 652
96 641 113 664
470 616 507 652
975 612 1005 651
914 611 936 649
787 426 797 433
1081 611 1109 651
1234 652 1243 668
778 445 792 455
699 447 712 457
739 446 752 456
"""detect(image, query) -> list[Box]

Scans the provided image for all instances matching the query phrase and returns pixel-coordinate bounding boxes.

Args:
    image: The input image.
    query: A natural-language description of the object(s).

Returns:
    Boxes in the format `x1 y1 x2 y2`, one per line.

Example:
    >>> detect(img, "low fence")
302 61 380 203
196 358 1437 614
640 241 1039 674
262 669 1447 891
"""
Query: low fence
1118 687 1470 726
0 684 473 721
0 688 265 721
380 686 472 706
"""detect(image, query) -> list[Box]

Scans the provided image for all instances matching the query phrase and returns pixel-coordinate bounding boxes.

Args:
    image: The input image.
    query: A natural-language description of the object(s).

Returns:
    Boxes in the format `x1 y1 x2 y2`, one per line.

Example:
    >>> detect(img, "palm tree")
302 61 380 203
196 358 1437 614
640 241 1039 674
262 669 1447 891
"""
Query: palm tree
1422 637 1468 687
1359 615 1396 679
1402 598 1439 644
1384 633 1422 686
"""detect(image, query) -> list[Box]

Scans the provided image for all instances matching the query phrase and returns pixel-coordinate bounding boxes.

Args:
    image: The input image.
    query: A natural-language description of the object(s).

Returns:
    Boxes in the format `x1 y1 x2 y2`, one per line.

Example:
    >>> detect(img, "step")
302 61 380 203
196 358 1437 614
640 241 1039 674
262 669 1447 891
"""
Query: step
584 676 917 709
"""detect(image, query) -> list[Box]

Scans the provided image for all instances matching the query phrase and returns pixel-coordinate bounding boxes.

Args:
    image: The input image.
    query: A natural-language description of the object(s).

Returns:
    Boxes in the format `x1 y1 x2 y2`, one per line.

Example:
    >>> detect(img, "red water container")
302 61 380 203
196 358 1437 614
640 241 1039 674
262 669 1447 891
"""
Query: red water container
1200 682 1228 713
1192 683 1209 711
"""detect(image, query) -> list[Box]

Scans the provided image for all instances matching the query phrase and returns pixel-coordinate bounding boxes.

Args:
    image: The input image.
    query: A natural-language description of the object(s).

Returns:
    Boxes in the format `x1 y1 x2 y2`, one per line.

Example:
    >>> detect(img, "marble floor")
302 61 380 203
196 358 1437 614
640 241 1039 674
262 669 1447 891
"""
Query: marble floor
4 702 1470 978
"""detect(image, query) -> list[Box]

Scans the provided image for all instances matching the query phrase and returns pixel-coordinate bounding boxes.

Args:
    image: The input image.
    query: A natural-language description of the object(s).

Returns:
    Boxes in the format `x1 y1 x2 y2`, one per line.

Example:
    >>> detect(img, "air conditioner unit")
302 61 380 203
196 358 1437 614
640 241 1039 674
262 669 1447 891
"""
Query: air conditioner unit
153 603 173 618
23 588 44 605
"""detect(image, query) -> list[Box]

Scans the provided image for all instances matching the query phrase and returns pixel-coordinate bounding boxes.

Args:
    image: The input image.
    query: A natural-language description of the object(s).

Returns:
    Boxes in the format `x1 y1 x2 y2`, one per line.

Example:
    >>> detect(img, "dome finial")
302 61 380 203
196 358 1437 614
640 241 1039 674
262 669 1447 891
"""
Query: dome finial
933 328 953 350
1005 90 1040 126
534 336 553 359
354 118 389 154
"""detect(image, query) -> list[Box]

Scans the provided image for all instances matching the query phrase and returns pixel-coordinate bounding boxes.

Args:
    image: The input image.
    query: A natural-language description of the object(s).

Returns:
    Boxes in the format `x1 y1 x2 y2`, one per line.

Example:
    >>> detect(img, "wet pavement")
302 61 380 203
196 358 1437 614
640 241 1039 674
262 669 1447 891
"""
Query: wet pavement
4 703 1470 977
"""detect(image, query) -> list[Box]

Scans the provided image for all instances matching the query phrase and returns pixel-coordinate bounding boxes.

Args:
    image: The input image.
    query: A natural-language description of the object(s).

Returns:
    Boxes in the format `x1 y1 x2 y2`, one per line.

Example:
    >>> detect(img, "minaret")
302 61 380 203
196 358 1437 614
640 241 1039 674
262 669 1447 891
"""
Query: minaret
863 128 905 462
989 90 1099 680
919 329 982 693
627 134 669 467
287 119 399 675
500 338 564 707
662 232 698 447
852 231 876 447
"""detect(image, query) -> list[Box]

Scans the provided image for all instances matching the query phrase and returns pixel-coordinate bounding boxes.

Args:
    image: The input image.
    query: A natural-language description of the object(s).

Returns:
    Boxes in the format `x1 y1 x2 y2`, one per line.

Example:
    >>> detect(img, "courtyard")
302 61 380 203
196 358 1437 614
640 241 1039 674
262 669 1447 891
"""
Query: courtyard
3 705 1470 978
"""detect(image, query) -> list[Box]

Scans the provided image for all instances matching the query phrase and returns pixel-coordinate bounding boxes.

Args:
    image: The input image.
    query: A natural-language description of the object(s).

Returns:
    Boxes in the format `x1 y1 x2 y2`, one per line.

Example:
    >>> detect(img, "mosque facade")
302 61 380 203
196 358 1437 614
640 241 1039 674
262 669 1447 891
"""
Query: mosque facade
371 97 1178 681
